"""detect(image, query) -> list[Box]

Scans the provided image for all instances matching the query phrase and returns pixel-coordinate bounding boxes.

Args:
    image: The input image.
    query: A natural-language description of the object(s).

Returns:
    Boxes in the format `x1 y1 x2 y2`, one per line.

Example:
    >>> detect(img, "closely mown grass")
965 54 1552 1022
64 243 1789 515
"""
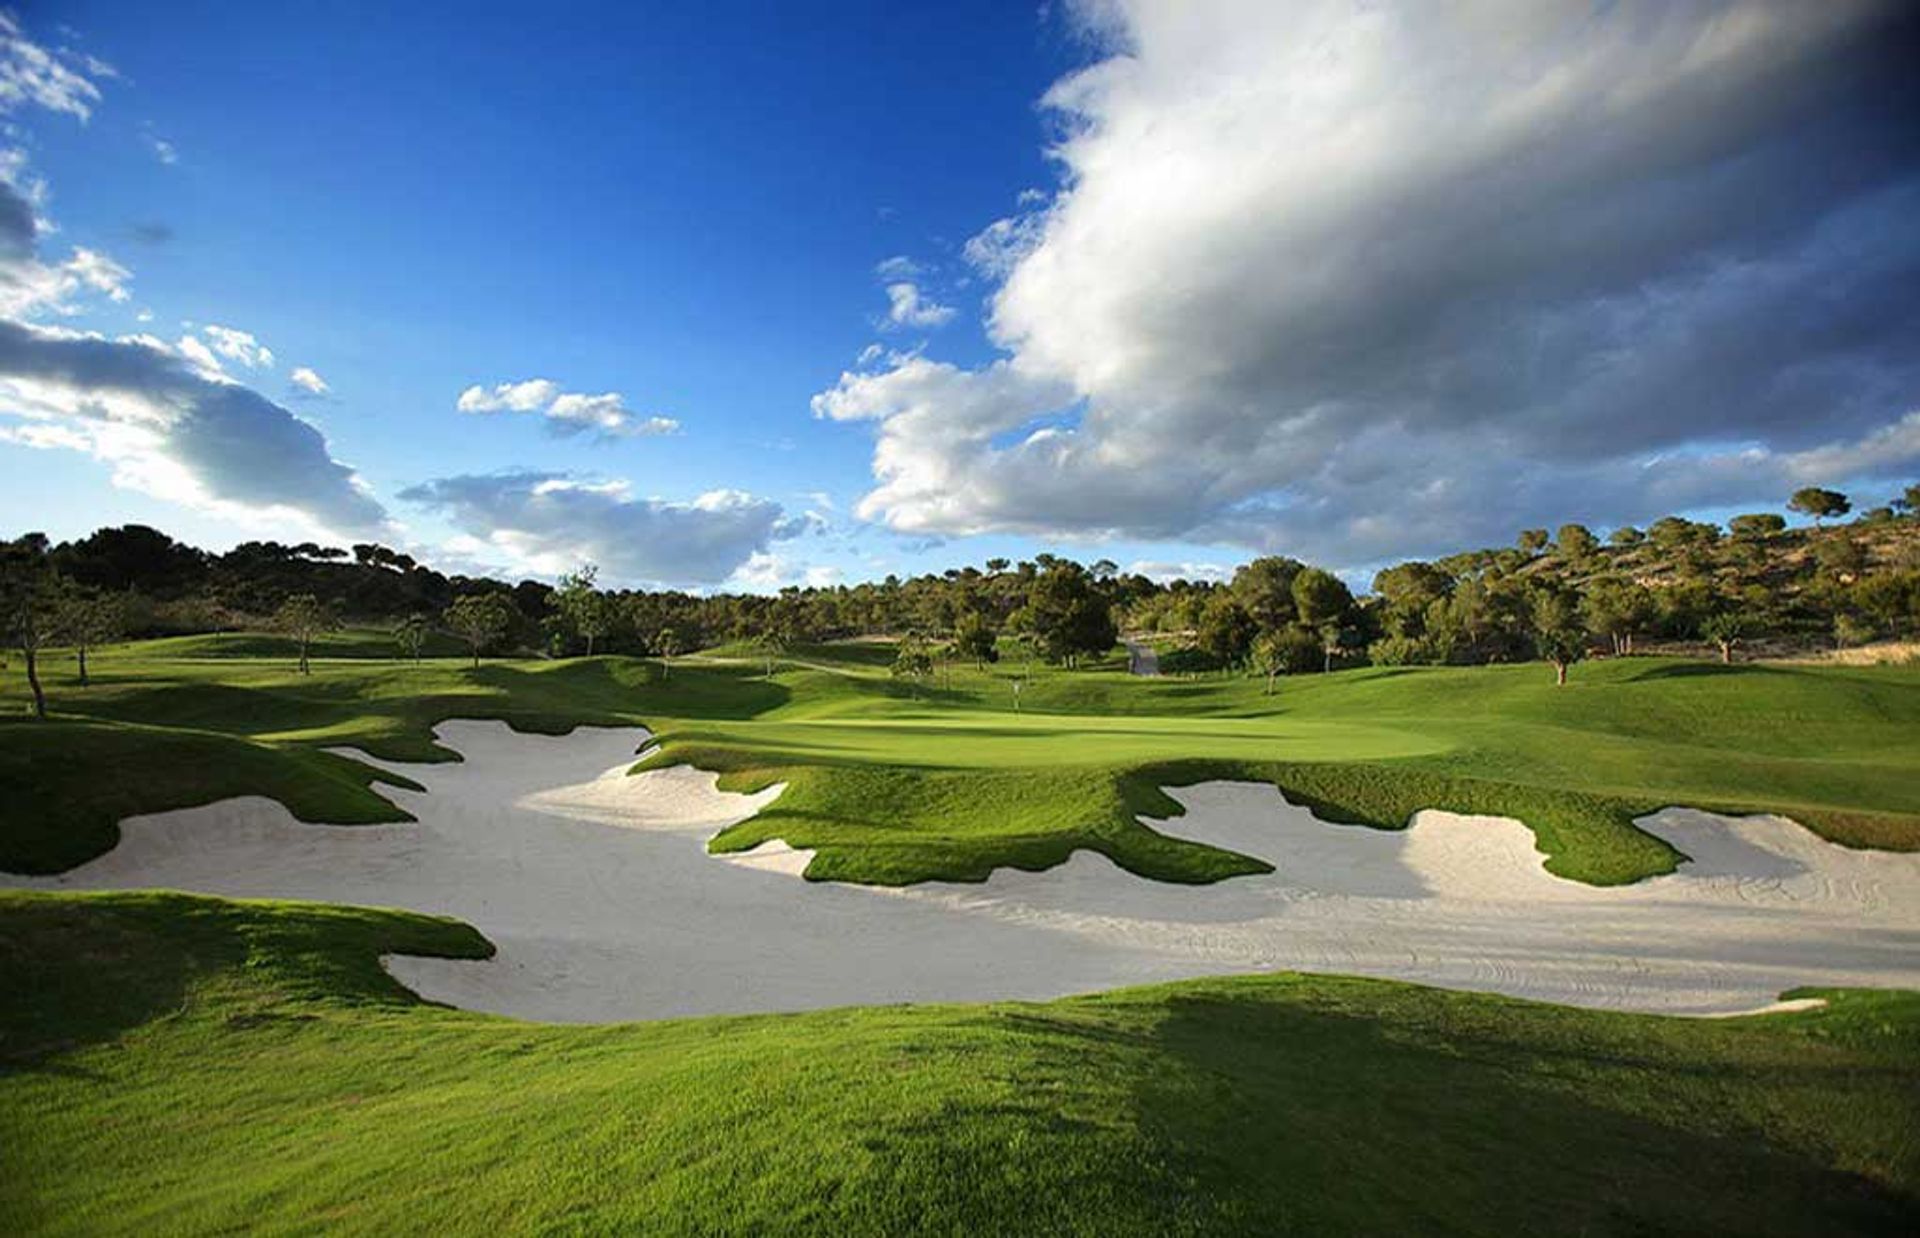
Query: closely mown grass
3 636 1918 882
1 890 1914 1236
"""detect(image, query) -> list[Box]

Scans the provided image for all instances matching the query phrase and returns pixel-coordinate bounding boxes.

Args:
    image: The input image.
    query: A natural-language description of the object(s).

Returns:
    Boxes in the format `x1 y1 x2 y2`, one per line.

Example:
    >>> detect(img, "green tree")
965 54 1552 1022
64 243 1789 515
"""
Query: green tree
1230 556 1305 630
1517 528 1550 555
1371 561 1450 638
1579 576 1653 657
554 564 613 656
1023 565 1116 668
1249 629 1297 693
1527 585 1586 686
1851 572 1917 639
1814 537 1866 582
1555 524 1598 562
272 593 338 676
952 610 998 668
1290 568 1353 642
393 613 430 662
1608 525 1644 549
891 634 935 697
62 586 128 687
1727 513 1786 540
656 626 680 679
1196 595 1257 669
751 629 789 679
1788 487 1850 526
1700 611 1745 665
445 593 515 668
1 535 66 718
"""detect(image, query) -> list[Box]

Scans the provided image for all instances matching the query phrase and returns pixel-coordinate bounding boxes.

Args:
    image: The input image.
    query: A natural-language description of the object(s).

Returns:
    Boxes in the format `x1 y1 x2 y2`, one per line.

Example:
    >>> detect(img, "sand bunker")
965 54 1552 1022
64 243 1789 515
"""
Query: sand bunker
8 720 1917 1022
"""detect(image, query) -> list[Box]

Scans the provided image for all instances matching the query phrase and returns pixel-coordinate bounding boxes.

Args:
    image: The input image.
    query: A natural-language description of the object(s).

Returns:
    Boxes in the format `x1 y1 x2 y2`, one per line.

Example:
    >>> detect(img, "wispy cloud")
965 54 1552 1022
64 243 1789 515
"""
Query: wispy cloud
457 378 679 441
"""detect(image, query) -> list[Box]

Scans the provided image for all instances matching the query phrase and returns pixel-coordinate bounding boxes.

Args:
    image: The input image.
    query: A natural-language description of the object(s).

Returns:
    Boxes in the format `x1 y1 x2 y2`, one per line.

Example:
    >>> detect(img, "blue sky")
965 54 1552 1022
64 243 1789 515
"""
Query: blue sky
2 2 1917 590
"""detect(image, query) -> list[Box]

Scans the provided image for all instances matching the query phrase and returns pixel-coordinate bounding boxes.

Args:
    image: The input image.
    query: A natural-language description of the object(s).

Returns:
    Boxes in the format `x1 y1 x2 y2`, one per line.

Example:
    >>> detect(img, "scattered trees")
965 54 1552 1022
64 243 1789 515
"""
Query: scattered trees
445 593 515 668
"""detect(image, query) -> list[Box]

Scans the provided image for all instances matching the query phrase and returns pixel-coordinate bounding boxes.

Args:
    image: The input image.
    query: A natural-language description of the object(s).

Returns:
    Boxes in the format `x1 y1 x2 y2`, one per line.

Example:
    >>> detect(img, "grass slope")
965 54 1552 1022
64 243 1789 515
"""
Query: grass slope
3 638 1918 883
1 891 1915 1235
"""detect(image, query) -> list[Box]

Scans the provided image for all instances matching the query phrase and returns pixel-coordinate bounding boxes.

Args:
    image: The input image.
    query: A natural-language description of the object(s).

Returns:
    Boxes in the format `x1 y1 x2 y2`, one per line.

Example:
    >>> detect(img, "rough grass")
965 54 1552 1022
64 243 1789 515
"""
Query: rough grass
1 890 1915 1236
3 638 1918 883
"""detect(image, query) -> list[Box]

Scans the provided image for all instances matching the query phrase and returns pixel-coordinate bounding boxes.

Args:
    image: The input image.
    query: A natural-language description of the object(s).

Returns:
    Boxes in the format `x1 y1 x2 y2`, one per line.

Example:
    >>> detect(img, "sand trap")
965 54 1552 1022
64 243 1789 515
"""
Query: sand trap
7 720 1917 1022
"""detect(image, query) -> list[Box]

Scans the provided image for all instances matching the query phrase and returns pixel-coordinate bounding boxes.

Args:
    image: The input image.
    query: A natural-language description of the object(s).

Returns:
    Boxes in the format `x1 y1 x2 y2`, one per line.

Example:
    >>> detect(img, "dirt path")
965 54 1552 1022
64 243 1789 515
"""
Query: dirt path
1124 639 1160 676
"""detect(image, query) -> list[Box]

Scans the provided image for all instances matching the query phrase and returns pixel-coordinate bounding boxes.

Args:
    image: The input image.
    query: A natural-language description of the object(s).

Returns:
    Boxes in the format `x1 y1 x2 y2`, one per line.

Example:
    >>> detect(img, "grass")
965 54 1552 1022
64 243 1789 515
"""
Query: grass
1 890 1915 1235
3 636 1918 883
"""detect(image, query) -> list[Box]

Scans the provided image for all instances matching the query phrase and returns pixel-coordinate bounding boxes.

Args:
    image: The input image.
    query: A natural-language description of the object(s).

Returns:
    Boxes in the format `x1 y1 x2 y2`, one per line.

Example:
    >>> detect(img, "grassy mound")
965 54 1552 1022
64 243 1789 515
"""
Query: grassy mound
1 891 1915 1235
3 639 1917 883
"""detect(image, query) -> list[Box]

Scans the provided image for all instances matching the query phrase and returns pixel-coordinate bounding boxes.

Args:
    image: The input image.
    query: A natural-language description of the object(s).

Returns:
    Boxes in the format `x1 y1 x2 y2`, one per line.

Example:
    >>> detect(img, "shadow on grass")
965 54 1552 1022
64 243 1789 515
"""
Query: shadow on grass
1124 982 1920 1235
0 891 491 1075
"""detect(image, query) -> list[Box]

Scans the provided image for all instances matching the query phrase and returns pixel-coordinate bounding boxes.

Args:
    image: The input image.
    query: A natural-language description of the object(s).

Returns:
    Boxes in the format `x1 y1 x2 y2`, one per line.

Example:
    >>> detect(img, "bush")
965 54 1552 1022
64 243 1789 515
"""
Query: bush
1368 634 1433 666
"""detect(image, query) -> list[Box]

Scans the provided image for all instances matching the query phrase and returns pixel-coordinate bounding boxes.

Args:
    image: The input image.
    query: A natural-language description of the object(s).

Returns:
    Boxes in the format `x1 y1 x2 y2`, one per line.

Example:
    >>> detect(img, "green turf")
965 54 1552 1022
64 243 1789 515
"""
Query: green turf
3 637 1920 879
2 637 1917 882
0 890 1914 1236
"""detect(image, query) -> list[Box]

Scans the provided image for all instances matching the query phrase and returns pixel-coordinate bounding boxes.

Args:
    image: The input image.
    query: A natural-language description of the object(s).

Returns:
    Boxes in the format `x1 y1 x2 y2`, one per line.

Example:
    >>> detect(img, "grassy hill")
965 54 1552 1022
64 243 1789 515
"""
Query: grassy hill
1 890 1915 1235
3 639 1917 883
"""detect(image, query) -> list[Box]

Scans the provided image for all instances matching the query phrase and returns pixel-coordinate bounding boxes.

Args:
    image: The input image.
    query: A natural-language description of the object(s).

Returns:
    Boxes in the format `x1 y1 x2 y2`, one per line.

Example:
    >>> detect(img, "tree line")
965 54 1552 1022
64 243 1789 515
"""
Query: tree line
4 483 1917 715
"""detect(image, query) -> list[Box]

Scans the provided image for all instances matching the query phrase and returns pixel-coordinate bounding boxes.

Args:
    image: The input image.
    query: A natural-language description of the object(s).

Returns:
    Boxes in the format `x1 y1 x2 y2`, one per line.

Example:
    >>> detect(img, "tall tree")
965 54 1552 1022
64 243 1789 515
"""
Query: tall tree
1290 568 1354 635
1230 556 1304 630
1023 564 1116 668
1196 595 1257 669
952 611 998 668
554 564 613 656
1527 585 1587 686
1 535 66 718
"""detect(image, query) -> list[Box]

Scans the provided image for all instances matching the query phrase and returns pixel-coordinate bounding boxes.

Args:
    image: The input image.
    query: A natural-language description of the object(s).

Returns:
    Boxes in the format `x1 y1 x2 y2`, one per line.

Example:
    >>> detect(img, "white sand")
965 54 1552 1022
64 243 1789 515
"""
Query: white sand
7 720 1917 1023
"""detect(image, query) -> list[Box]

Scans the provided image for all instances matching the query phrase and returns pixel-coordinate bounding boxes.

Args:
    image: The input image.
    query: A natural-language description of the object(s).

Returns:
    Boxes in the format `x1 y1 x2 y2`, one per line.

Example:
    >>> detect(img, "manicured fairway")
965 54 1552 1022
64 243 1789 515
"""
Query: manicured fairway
1 891 1915 1236
3 636 1918 883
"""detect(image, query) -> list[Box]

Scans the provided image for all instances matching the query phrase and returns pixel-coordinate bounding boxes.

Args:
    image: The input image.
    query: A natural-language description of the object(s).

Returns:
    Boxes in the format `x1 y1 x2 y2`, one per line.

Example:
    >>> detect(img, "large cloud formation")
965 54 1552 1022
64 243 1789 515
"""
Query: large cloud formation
816 0 1920 563
399 471 803 586
0 319 390 538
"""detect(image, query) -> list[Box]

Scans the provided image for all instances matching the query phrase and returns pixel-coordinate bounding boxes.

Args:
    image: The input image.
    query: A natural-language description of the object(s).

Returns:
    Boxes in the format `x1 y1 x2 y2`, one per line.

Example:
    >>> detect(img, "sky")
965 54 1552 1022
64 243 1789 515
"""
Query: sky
1 0 1916 592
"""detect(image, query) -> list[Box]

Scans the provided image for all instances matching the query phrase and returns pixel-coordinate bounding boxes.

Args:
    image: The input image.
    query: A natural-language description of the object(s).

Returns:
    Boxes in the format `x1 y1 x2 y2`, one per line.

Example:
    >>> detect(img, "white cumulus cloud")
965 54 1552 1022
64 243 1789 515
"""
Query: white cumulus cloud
399 471 796 586
457 377 679 440
289 366 329 395
822 0 1920 565
882 282 956 330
